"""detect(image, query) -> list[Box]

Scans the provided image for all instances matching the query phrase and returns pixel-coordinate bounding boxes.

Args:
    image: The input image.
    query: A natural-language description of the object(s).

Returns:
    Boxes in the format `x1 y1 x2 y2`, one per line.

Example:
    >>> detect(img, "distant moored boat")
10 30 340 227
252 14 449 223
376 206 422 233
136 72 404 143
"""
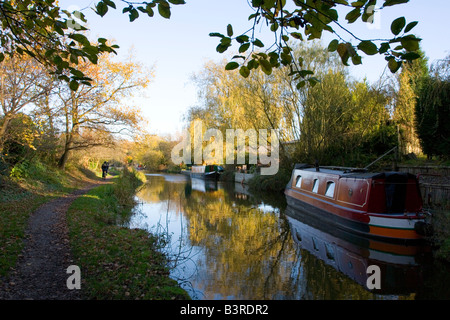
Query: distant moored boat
182 165 224 180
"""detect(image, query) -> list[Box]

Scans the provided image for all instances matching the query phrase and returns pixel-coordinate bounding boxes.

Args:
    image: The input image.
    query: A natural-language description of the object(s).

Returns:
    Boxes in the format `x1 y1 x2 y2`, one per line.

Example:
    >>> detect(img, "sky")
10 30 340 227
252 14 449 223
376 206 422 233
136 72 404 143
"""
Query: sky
59 0 450 137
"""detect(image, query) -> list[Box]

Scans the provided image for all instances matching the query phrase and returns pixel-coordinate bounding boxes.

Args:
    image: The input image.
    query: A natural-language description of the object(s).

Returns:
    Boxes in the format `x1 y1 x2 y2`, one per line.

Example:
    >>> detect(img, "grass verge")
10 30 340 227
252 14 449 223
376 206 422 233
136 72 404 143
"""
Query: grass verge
0 160 98 278
66 168 190 299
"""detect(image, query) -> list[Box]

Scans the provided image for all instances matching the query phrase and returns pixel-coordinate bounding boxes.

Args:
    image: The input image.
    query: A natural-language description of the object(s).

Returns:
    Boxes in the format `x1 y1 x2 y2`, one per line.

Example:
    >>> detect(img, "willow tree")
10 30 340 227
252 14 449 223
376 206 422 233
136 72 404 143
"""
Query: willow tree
188 41 393 167
188 58 287 166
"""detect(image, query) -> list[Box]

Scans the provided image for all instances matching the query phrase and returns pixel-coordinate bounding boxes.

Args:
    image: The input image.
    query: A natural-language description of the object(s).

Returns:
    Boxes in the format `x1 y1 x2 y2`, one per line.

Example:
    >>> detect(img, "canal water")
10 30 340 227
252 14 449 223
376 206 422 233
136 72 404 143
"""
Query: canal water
128 173 450 300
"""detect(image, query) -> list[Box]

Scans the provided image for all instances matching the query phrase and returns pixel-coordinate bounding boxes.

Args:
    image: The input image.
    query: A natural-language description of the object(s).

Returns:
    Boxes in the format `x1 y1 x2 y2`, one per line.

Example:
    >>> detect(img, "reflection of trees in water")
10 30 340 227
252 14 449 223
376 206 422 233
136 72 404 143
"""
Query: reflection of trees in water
134 175 408 300
183 189 300 299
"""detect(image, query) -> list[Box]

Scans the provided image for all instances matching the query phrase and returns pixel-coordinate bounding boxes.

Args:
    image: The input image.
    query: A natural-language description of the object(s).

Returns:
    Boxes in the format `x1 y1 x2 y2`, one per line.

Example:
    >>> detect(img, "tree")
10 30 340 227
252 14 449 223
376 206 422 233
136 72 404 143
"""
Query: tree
213 0 422 87
188 42 394 167
0 55 51 155
1 1 419 89
54 52 151 169
393 49 429 155
0 0 119 88
415 57 450 159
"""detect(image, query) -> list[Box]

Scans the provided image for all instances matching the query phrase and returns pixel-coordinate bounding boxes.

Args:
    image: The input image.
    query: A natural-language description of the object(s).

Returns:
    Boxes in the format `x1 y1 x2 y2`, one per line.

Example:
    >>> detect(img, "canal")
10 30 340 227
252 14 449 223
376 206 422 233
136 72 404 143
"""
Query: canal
127 173 450 300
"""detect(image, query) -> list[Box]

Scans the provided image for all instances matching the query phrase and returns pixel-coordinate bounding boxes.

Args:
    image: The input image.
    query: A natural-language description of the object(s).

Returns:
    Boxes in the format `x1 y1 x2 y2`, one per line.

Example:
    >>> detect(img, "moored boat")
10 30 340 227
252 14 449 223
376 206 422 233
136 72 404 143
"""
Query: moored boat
182 165 224 180
284 164 433 243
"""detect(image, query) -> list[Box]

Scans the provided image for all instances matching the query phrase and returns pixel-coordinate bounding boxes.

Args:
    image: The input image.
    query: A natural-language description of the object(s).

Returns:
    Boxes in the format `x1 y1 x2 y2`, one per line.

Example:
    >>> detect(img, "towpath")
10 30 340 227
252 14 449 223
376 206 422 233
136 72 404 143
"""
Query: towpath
0 182 105 300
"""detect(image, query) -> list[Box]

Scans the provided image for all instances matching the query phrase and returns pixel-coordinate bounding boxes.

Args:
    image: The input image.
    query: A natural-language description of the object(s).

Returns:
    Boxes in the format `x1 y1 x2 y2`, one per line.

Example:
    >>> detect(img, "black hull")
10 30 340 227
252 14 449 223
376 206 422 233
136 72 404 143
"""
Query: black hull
187 171 220 180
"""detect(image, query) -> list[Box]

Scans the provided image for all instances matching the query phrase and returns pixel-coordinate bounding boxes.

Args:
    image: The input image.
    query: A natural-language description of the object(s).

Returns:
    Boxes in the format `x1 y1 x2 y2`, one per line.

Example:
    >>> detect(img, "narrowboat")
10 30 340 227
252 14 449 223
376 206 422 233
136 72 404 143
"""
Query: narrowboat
284 164 433 243
183 165 224 180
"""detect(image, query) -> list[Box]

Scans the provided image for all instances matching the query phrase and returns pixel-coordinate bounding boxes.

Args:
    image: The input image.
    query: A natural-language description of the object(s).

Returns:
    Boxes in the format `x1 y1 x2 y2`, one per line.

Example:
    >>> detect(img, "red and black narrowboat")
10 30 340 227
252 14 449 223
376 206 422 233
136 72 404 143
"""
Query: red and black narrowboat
284 164 432 243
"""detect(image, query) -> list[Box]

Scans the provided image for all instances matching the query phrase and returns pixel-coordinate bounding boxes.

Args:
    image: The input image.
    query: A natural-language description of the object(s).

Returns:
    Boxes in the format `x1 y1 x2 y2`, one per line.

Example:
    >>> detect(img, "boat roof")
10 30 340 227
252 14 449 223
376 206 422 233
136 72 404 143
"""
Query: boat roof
294 165 415 180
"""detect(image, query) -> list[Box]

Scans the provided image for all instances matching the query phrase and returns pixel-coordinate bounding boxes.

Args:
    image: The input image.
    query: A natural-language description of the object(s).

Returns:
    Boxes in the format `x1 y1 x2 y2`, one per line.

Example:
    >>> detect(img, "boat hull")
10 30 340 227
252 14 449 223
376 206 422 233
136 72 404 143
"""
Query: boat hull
190 171 220 180
181 169 221 180
285 188 426 243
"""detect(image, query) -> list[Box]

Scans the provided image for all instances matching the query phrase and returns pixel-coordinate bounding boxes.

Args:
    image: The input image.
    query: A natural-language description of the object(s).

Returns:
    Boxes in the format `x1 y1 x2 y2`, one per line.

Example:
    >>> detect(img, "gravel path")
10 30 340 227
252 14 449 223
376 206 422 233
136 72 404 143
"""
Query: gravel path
0 183 101 300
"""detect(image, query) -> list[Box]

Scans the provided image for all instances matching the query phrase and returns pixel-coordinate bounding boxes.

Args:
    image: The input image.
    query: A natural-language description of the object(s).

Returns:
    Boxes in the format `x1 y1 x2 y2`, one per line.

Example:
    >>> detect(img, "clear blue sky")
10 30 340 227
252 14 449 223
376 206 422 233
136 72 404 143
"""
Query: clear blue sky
60 0 450 136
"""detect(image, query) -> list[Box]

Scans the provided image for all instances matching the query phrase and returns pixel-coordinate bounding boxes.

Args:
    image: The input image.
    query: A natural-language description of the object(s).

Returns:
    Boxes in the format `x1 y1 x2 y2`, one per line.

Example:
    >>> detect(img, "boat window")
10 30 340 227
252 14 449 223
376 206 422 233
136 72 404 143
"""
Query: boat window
295 175 302 188
325 181 335 198
312 179 319 193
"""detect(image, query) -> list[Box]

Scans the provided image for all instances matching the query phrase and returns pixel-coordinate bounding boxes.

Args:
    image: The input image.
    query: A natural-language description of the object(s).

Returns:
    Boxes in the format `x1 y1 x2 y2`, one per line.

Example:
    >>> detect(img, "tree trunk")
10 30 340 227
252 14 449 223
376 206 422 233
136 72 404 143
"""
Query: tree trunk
0 114 13 155
57 148 70 170
58 131 73 170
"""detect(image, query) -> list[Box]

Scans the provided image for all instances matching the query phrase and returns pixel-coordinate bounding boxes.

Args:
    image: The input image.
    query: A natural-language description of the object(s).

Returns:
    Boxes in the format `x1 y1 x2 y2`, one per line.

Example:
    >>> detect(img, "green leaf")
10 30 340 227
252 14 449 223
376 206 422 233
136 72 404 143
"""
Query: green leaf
236 35 249 43
259 59 272 75
96 1 108 17
404 21 418 33
239 66 250 78
216 43 230 53
400 35 420 51
168 0 185 4
227 24 233 37
225 62 239 70
345 8 361 23
145 4 154 17
0 53 4 63
103 0 116 9
298 70 314 77
308 77 320 87
390 17 406 35
69 34 90 46
270 22 279 32
296 80 306 89
280 52 292 65
379 42 390 54
252 0 264 6
70 68 85 78
209 32 224 38
253 39 264 48
328 39 339 52
69 80 79 91
383 0 408 7
290 32 303 40
239 43 250 53
247 59 258 70
129 8 139 22
158 3 171 19
357 40 378 55
401 52 420 61
352 54 362 65
388 58 401 73
337 43 351 66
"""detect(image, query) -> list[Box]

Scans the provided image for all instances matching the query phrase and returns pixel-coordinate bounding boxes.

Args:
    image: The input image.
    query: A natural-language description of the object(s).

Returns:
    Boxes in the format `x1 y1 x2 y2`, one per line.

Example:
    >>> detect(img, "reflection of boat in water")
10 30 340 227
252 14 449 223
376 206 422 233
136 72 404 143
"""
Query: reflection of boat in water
285 205 431 294
190 178 219 193
182 165 224 180
285 164 433 243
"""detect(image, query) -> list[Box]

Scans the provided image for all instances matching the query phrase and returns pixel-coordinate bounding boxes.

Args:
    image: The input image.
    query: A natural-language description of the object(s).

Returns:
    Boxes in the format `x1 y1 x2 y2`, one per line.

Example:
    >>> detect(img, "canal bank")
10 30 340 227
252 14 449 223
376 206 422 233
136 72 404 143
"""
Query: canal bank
66 168 190 299
129 173 450 300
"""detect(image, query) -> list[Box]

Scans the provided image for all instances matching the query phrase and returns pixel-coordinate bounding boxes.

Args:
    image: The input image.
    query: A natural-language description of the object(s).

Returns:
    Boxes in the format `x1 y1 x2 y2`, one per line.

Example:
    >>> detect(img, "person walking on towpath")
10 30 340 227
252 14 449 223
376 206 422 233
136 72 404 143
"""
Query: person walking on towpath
101 161 109 180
